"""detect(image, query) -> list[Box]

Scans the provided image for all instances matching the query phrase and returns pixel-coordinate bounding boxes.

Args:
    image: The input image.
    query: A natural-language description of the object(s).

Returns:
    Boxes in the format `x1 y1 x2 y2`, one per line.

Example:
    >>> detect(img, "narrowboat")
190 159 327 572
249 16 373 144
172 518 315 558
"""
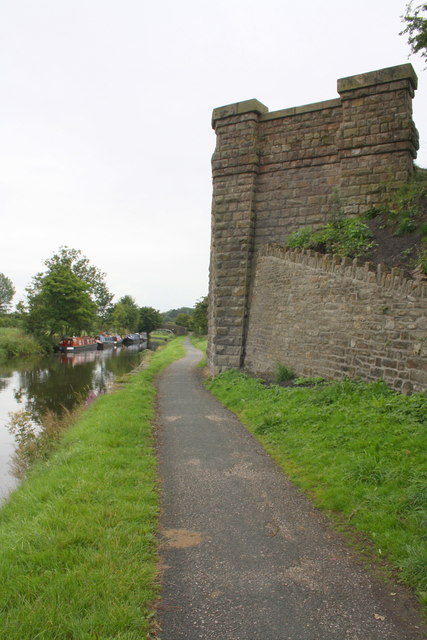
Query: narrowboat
96 334 116 350
57 336 98 352
122 333 142 346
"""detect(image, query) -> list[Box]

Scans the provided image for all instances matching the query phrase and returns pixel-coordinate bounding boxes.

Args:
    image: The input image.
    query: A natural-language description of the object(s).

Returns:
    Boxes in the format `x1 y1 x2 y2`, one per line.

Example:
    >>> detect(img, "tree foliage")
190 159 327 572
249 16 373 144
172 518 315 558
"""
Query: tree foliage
191 296 208 335
26 263 96 336
175 313 192 329
139 306 162 334
162 307 193 323
36 247 113 319
401 3 427 64
25 247 108 336
0 273 15 313
110 295 139 333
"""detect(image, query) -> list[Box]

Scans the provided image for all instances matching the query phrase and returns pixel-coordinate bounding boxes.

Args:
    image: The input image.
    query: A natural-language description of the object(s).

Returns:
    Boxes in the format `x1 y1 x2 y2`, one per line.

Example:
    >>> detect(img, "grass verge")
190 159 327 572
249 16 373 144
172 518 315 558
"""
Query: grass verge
207 371 427 611
0 327 43 360
189 335 207 366
0 337 185 639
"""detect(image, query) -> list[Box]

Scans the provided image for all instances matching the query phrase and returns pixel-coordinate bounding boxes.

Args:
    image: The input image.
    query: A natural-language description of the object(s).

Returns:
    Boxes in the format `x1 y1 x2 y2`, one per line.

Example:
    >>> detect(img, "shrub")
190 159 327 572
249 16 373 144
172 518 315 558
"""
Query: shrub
274 363 295 383
286 227 313 248
286 218 376 258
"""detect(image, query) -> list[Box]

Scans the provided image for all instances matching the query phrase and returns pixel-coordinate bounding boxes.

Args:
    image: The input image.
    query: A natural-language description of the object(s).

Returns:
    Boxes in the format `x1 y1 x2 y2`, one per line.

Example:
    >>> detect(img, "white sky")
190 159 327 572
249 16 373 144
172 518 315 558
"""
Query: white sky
1 0 426 312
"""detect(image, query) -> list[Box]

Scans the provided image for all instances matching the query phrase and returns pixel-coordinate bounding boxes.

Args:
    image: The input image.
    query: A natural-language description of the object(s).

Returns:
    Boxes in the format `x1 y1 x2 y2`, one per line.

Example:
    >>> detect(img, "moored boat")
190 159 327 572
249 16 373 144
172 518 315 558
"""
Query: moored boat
57 336 98 352
123 333 142 346
96 334 116 350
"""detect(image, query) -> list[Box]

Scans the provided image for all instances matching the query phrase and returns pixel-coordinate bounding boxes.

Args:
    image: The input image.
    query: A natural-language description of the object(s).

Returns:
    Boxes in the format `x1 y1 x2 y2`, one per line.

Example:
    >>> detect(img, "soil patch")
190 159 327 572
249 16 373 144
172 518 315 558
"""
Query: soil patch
364 213 426 280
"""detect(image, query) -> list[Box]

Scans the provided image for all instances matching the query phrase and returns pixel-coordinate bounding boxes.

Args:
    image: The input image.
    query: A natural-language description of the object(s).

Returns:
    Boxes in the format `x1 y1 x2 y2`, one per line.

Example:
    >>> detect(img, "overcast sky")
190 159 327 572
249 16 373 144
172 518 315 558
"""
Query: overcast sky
1 0 426 312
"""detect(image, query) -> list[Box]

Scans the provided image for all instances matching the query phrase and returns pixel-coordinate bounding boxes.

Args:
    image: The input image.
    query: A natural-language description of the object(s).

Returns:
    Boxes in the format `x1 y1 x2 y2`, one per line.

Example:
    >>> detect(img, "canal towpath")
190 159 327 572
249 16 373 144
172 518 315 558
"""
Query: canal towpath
156 338 425 640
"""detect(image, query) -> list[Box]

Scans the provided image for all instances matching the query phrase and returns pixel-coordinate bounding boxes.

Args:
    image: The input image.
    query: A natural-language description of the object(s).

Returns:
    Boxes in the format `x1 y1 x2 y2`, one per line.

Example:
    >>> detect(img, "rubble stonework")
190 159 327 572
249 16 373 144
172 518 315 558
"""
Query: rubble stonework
246 246 427 394
208 64 427 391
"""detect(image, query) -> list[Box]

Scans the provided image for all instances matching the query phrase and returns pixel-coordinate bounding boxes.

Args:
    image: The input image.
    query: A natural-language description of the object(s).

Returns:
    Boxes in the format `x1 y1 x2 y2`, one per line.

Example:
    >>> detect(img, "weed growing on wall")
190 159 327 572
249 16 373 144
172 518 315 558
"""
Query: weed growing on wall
287 217 376 258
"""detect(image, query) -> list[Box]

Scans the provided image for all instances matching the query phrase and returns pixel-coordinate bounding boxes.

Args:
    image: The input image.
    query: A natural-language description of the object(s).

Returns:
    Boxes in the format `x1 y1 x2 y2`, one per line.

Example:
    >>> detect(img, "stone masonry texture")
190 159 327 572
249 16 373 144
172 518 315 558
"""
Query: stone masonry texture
245 246 427 394
208 64 427 392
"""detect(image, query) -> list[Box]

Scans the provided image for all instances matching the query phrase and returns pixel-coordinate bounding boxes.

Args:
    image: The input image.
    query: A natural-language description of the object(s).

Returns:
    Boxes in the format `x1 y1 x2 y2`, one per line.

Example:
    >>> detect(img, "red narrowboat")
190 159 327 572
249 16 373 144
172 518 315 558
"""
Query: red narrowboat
57 336 98 352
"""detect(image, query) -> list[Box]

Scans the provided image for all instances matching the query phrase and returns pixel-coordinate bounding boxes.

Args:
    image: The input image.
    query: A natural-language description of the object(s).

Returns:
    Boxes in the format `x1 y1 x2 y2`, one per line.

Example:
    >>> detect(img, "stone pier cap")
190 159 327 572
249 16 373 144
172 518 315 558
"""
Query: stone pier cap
211 63 418 127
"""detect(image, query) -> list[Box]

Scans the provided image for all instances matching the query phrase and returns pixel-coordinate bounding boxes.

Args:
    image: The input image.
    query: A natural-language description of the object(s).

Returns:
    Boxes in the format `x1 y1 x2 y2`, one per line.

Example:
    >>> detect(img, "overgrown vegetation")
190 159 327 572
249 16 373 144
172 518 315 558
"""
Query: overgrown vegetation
273 362 295 383
207 370 427 610
0 327 43 360
287 217 376 258
0 337 185 639
287 169 427 274
363 168 427 274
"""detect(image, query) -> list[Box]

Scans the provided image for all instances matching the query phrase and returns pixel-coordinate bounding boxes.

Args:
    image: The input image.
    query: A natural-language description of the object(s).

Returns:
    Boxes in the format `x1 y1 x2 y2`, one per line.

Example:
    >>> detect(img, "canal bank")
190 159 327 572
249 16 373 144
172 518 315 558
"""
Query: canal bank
0 337 185 639
0 343 150 502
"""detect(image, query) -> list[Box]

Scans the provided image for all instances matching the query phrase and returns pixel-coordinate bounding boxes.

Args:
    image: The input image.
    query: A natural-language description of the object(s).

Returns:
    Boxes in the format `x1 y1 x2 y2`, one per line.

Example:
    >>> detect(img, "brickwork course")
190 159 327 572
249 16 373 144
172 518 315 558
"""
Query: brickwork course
207 63 427 392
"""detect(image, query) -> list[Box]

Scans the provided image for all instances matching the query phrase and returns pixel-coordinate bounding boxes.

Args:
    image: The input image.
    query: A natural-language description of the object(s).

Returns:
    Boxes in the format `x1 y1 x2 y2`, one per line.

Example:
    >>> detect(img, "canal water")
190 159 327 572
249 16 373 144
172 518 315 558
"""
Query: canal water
0 344 147 503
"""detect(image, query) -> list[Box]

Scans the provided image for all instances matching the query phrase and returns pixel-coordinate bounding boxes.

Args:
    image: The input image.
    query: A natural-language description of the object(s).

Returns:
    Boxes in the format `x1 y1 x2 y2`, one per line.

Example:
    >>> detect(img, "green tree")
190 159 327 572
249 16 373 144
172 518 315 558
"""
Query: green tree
175 312 192 329
110 295 139 333
139 306 162 334
26 263 96 336
191 296 208 335
34 246 113 320
0 273 15 313
401 3 427 64
162 307 193 322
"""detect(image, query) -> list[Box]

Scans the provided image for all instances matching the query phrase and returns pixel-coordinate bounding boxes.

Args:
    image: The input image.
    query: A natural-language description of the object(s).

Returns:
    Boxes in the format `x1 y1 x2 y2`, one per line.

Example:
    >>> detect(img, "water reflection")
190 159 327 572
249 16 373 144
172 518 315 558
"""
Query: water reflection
0 345 146 502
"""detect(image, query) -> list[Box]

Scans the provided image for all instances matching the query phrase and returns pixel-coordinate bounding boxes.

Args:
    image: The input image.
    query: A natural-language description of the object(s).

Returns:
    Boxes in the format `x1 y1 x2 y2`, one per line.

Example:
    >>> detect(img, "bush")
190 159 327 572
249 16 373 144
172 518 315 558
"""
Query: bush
286 227 313 248
286 218 376 258
274 363 295 383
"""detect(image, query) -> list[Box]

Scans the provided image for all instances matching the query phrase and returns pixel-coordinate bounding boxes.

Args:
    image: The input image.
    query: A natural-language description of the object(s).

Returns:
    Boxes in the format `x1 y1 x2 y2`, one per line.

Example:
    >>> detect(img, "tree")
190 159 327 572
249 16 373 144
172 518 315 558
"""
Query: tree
175 313 192 329
162 307 193 323
401 3 427 64
0 273 15 313
110 295 139 333
34 246 113 319
191 296 208 335
26 263 96 335
139 306 162 334
25 247 107 335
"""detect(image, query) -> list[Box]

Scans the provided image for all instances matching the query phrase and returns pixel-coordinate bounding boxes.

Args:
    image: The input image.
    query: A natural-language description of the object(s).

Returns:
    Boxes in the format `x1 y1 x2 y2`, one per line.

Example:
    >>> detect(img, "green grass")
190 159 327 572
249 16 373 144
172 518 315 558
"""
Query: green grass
0 327 43 359
0 337 185 639
207 371 427 609
189 335 207 366
149 330 175 341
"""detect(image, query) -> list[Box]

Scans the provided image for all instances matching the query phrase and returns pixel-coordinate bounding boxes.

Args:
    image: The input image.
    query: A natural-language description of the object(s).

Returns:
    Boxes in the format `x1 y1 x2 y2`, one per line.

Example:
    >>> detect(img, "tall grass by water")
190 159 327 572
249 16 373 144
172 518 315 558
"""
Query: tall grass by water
0 337 185 639
207 371 427 610
0 327 42 360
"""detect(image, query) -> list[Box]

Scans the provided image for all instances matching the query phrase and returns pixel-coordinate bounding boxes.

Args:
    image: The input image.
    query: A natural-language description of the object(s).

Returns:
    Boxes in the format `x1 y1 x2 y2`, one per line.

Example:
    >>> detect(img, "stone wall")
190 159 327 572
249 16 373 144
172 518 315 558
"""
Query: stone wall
208 64 427 391
245 246 427 394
